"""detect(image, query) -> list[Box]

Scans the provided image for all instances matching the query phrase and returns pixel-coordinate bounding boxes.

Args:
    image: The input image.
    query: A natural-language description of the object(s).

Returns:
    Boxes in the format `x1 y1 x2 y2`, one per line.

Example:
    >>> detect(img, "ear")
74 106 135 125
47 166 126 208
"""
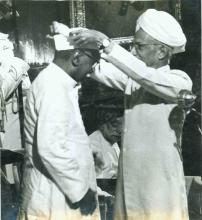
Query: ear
72 51 81 67
158 45 169 60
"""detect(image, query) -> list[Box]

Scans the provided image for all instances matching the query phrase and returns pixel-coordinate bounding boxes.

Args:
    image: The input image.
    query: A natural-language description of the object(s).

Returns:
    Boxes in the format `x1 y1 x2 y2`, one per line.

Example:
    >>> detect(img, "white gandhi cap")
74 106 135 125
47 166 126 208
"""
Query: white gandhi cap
136 9 187 54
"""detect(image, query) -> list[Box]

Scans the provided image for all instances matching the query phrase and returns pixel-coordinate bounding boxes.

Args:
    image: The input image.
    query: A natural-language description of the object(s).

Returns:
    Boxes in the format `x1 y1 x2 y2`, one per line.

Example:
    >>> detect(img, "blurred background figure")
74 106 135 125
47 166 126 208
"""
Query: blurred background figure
89 117 122 220
0 6 30 220
0 31 30 179
90 117 122 179
0 36 30 145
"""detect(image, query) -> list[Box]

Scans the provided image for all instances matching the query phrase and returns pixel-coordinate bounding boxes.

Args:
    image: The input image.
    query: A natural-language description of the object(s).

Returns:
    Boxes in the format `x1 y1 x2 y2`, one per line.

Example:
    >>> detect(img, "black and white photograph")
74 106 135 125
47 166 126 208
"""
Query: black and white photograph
0 1 201 220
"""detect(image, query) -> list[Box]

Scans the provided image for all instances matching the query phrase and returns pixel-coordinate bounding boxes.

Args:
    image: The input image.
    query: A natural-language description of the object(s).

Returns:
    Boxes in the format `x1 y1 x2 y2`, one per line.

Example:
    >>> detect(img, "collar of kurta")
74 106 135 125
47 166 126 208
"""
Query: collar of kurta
157 64 170 73
50 62 78 88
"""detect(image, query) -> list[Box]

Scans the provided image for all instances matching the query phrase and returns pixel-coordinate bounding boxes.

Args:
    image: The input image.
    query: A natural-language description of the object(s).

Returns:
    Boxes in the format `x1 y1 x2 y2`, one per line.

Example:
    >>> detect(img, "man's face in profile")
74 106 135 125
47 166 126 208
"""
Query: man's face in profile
131 28 160 68
74 49 99 81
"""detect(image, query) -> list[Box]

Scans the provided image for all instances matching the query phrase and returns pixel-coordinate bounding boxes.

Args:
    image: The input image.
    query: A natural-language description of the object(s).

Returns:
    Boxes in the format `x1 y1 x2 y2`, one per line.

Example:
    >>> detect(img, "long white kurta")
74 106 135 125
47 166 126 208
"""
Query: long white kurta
92 44 192 220
19 63 100 220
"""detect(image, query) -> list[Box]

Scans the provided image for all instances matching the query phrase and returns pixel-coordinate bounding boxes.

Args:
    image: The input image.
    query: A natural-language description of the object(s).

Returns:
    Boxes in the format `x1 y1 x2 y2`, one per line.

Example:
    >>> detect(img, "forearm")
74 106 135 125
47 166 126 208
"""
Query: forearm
102 43 192 102
91 60 130 91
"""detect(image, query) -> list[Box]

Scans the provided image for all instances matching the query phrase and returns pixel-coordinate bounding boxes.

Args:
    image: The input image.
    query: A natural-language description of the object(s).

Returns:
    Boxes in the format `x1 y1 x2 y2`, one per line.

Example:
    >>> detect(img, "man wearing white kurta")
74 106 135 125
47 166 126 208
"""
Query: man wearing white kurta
18 30 101 220
89 119 121 179
69 9 193 220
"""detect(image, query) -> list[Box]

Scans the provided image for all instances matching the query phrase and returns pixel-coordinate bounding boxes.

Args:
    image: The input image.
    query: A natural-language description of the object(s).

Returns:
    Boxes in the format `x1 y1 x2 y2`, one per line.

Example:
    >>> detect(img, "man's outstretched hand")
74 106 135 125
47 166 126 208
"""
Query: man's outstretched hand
70 29 108 49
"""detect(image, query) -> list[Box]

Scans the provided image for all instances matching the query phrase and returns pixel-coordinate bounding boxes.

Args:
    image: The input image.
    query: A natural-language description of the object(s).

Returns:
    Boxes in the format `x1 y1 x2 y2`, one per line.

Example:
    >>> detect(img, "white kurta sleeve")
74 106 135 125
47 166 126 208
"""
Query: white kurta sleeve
35 83 89 203
101 43 193 102
1 57 30 99
91 59 139 92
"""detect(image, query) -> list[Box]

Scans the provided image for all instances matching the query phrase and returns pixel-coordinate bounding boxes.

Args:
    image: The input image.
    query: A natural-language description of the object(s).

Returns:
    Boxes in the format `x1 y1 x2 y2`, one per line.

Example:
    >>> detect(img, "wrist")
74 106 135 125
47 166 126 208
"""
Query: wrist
103 41 114 54
99 38 114 54
99 38 110 49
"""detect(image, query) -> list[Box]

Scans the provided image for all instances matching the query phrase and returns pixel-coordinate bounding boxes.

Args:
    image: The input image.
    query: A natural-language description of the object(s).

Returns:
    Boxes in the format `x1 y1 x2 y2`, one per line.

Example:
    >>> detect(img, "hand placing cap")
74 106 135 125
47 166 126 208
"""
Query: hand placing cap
49 21 89 51
50 21 71 37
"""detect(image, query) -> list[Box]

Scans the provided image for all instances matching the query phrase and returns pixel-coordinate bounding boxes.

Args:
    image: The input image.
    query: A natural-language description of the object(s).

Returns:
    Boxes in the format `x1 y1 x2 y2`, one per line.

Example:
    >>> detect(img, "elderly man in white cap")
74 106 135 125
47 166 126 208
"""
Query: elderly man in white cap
54 9 192 220
18 23 101 220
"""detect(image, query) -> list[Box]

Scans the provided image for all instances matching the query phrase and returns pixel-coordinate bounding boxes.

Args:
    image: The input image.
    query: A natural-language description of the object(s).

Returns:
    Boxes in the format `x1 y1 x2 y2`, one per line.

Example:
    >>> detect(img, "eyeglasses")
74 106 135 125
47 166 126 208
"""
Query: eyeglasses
133 42 161 50
133 42 172 51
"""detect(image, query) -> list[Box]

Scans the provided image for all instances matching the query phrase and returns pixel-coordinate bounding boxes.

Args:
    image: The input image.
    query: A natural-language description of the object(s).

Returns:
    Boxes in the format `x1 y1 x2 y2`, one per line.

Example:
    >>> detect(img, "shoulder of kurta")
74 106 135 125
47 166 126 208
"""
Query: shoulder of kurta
33 67 63 92
89 130 102 143
29 70 66 111
170 69 191 80
170 69 193 90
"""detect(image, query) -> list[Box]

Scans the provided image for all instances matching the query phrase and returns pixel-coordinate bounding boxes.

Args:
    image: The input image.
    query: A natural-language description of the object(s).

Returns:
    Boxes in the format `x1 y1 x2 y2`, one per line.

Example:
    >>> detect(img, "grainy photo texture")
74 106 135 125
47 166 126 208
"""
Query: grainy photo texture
0 1 201 220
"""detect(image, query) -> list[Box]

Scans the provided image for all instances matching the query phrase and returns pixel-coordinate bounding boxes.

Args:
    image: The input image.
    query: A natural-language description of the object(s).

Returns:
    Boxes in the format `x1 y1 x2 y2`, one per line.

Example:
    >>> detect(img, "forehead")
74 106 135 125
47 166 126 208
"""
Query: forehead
134 28 157 43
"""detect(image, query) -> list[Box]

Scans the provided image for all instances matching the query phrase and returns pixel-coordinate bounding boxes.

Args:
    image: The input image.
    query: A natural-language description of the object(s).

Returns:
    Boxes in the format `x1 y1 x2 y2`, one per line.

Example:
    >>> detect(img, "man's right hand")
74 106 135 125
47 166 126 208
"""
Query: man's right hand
78 189 97 215
70 29 108 49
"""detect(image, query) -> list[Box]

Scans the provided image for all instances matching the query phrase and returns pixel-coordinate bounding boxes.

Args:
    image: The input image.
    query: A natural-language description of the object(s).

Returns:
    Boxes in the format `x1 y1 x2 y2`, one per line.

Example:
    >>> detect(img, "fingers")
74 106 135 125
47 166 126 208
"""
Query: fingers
69 30 88 46
46 34 54 40
69 29 82 36
70 33 88 47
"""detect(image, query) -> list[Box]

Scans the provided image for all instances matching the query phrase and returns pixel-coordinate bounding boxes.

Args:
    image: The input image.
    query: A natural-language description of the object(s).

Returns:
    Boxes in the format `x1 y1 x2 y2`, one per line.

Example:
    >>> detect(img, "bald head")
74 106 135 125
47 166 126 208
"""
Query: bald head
53 48 100 82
